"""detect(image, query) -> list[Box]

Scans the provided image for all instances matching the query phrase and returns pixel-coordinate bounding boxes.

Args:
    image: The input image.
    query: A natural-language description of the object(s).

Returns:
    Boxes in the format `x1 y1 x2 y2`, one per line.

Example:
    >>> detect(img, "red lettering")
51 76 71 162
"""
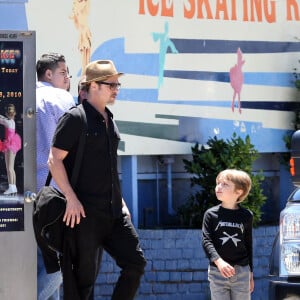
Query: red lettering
138 0 173 17
0 50 20 64
0 50 15 59
9 50 15 59
250 0 263 22
184 0 196 19
286 0 300 20
147 0 159 16
161 0 174 17
139 0 146 14
215 0 229 20
184 0 213 19
243 0 249 21
197 0 213 19
243 0 276 22
264 0 276 23
231 0 237 20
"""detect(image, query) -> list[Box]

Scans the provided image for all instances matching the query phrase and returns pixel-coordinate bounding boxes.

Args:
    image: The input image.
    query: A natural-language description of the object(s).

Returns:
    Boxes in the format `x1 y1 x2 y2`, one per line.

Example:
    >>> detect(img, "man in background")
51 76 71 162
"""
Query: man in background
36 52 75 300
77 75 88 104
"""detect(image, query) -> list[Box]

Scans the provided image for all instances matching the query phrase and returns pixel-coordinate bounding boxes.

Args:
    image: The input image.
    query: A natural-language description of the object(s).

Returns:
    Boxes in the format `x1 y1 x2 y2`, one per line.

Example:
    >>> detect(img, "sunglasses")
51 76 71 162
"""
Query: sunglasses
98 81 121 90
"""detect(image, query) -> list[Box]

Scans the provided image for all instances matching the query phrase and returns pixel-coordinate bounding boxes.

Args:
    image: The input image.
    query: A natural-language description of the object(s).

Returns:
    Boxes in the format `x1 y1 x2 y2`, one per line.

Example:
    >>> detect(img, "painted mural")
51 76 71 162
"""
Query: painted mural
22 0 300 154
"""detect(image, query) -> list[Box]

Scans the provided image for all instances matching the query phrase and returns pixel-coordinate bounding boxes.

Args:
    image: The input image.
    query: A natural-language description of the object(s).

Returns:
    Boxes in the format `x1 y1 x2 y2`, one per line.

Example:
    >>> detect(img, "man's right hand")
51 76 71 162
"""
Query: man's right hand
63 195 86 228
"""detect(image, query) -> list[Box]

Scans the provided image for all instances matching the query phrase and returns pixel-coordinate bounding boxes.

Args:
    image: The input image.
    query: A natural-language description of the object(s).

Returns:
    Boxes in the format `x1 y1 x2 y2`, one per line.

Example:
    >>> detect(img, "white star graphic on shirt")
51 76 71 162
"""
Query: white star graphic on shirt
219 232 241 247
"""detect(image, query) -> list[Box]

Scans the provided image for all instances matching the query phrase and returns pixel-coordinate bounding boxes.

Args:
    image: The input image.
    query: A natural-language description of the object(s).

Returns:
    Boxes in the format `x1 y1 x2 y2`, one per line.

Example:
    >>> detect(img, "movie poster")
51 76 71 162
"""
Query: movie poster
0 41 24 231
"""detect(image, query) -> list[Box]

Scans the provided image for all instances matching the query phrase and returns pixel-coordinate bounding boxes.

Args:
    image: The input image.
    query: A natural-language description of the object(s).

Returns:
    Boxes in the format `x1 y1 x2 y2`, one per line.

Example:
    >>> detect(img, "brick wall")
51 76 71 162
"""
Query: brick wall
93 226 278 300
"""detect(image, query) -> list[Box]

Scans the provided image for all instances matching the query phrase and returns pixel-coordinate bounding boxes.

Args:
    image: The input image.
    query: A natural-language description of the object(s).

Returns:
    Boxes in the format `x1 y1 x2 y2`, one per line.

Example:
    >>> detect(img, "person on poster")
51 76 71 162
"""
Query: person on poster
70 0 92 75
36 52 75 300
0 103 21 195
202 169 254 300
47 60 146 299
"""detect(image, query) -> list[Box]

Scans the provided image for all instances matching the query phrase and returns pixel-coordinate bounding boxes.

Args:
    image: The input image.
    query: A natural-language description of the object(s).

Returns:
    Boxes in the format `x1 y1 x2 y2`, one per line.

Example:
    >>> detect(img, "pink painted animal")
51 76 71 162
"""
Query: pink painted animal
230 48 245 113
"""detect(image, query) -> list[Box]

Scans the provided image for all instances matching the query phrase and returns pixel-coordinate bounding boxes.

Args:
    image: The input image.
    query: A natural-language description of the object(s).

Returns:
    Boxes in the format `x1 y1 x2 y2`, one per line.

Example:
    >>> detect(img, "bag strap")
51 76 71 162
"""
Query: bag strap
45 104 87 188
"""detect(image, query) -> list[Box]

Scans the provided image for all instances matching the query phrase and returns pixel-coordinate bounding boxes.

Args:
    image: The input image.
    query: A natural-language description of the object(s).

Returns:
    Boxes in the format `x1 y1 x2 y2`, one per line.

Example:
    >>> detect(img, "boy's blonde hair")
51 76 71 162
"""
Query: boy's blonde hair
216 169 252 203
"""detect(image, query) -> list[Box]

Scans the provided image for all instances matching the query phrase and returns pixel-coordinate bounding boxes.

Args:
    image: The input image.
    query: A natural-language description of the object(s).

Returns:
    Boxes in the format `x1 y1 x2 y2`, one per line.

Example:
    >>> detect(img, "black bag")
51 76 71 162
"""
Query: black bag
33 185 66 252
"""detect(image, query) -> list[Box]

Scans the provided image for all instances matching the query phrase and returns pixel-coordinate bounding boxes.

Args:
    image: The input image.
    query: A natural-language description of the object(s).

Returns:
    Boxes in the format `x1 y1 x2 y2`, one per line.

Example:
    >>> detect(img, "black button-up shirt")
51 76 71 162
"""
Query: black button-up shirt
52 100 122 217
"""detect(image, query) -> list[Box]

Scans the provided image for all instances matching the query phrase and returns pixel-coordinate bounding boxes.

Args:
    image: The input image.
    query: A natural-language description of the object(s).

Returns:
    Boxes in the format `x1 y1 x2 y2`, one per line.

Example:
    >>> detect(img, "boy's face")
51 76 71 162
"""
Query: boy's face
215 177 242 203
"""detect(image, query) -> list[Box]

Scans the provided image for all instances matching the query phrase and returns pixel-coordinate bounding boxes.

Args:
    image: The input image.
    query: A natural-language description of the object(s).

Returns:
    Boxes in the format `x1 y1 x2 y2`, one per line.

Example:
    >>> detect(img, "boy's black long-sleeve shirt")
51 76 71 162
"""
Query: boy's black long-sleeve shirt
202 204 253 272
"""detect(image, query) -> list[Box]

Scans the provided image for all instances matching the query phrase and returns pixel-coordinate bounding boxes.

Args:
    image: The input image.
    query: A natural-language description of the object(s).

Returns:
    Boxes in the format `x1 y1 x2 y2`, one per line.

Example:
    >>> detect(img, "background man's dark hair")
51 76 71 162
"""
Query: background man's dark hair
36 52 66 80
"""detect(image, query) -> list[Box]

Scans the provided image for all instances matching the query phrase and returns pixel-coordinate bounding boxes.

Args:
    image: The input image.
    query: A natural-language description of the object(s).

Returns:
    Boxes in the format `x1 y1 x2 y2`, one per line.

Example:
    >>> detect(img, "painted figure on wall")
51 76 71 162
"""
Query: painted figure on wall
152 21 178 88
70 0 92 75
0 104 21 196
230 48 245 114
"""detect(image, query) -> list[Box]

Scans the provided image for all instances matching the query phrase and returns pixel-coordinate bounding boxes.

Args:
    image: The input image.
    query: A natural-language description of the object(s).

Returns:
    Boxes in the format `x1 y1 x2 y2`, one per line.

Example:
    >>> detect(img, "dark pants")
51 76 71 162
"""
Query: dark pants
62 211 146 300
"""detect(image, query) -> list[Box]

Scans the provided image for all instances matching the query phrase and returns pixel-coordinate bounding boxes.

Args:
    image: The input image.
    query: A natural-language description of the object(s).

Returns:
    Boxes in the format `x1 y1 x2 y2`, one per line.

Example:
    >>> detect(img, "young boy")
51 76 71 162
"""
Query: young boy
202 169 254 300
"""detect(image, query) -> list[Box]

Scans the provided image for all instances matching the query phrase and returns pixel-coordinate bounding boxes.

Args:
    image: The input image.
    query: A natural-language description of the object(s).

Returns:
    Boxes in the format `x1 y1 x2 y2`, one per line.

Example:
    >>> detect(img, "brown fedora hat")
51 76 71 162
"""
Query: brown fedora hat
82 60 124 84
